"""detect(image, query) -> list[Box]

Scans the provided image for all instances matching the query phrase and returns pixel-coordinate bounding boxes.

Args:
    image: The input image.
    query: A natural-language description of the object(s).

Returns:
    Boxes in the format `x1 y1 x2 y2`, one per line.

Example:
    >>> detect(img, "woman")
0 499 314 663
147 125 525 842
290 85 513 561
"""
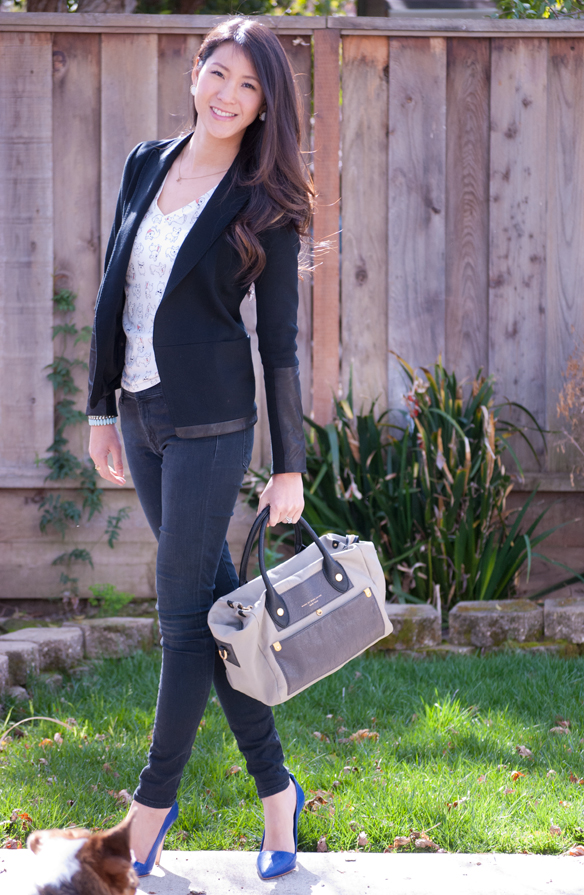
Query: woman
86 18 312 881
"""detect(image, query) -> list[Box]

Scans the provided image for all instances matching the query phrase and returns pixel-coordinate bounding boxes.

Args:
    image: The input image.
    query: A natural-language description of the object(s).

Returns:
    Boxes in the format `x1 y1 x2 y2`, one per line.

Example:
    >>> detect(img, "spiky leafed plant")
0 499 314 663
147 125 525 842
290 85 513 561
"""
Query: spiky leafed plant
298 357 564 608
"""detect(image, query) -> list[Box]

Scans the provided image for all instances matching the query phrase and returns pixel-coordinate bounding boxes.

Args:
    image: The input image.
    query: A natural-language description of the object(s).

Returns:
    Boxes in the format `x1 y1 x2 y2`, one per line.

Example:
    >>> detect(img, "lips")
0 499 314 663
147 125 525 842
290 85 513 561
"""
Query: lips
211 106 236 119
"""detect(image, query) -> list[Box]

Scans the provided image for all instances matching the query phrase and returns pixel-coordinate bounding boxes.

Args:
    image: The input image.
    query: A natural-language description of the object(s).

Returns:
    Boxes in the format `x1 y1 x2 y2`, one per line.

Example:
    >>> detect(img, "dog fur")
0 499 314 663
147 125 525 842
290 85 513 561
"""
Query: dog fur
26 816 137 895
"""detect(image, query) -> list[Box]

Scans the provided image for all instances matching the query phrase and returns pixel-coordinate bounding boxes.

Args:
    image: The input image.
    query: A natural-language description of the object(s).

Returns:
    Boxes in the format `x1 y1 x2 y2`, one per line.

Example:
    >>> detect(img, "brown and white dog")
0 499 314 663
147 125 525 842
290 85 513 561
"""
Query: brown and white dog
23 817 138 895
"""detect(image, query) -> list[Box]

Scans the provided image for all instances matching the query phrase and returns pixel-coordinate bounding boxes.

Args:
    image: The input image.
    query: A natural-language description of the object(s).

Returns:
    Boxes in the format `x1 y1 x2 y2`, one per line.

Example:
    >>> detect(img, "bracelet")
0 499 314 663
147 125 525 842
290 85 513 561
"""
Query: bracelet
88 416 117 427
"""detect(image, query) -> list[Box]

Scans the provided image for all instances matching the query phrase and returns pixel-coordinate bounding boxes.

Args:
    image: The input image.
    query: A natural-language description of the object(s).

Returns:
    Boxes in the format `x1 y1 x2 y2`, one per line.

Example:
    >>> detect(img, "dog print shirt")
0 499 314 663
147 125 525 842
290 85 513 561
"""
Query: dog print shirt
121 175 217 393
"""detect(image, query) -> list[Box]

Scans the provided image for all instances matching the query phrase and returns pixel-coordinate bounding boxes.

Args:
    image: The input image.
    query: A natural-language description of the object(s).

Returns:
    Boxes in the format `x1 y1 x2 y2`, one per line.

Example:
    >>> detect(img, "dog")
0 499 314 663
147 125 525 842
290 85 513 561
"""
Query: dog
22 816 137 895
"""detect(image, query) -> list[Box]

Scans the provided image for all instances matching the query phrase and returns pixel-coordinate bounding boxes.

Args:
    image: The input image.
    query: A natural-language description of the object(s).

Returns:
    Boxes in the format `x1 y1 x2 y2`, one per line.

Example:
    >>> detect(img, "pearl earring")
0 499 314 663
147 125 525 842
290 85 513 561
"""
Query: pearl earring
190 84 196 96
259 110 266 122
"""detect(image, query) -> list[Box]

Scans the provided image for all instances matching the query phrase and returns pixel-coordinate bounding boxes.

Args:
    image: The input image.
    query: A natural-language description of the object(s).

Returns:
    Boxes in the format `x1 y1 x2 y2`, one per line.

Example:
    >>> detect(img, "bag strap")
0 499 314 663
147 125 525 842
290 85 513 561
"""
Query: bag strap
250 507 350 628
238 507 303 588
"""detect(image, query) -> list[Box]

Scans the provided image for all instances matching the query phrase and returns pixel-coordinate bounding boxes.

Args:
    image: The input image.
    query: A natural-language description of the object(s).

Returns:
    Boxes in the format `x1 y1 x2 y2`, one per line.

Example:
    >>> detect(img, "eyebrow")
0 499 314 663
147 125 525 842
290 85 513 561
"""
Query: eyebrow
210 61 260 82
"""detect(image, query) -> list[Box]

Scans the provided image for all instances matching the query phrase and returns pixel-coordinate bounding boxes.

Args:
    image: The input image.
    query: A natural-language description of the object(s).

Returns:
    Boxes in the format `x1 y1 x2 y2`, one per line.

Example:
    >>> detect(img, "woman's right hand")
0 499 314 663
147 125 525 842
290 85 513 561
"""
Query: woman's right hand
88 425 126 486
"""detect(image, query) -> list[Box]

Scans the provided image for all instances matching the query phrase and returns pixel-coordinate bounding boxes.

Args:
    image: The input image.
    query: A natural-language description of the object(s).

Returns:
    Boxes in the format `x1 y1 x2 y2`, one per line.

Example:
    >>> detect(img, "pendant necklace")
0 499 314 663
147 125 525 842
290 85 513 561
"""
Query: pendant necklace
177 152 229 184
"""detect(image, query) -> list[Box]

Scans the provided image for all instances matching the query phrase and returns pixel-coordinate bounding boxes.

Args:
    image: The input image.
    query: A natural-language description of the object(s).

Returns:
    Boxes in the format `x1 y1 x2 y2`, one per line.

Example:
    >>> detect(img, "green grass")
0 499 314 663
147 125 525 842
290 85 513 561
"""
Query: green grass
2 650 584 854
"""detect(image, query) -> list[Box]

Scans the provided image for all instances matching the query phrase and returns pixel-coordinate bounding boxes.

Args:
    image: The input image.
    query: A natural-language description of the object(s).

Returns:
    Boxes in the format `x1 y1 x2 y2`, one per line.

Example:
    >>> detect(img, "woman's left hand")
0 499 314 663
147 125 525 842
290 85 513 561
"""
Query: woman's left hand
257 472 304 526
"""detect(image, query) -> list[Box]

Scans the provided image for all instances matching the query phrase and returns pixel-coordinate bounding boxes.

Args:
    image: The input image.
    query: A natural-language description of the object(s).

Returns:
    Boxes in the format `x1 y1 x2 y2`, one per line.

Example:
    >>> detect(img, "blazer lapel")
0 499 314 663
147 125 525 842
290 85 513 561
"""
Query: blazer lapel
162 169 249 300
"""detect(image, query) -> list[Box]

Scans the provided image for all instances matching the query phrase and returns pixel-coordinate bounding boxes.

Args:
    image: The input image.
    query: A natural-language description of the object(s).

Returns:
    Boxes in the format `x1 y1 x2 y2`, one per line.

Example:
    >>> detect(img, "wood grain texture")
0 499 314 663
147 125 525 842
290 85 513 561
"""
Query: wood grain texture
157 33 201 140
279 34 313 419
489 38 547 468
341 36 389 412
312 29 341 425
0 33 54 475
546 39 584 473
100 33 158 271
387 37 447 407
52 33 101 464
445 37 490 386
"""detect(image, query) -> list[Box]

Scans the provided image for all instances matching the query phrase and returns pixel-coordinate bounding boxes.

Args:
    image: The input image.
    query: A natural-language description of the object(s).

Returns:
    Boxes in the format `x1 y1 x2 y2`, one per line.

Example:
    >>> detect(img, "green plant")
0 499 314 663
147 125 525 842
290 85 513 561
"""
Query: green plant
282 359 569 609
495 0 583 17
88 583 135 617
39 285 130 610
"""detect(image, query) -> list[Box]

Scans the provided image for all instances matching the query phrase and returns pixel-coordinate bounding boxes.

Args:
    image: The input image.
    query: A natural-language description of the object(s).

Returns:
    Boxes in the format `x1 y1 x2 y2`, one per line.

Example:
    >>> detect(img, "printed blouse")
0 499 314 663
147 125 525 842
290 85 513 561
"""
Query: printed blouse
121 176 217 393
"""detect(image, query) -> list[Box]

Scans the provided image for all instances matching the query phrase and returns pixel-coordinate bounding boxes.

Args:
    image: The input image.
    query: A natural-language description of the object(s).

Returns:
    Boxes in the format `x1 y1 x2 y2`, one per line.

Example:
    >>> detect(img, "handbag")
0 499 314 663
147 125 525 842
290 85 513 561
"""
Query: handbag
208 507 393 705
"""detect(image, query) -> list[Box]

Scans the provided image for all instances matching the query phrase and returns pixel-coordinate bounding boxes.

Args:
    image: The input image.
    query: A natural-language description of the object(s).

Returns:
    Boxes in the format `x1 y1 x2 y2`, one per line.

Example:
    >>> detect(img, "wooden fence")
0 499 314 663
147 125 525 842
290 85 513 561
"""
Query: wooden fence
1 14 584 601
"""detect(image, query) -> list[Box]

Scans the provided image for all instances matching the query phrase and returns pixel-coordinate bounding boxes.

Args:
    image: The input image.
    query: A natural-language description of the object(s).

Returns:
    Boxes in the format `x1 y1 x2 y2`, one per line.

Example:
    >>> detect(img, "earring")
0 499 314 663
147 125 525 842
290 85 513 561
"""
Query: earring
190 84 196 96
259 110 266 122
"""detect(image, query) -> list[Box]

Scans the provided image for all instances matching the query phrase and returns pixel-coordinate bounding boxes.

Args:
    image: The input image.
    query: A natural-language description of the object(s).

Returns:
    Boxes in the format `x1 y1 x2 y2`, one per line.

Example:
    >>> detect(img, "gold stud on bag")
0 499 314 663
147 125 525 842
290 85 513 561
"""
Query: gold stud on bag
208 507 393 706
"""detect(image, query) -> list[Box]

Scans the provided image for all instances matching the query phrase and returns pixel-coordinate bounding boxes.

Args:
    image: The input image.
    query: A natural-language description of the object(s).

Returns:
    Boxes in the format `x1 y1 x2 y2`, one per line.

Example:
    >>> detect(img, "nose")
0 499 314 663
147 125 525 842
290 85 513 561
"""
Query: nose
216 79 237 105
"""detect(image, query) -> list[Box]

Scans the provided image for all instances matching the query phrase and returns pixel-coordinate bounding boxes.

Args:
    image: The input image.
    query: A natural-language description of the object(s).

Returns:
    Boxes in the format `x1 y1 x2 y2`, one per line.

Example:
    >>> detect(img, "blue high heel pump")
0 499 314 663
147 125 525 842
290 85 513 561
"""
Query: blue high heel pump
132 800 179 877
257 774 305 881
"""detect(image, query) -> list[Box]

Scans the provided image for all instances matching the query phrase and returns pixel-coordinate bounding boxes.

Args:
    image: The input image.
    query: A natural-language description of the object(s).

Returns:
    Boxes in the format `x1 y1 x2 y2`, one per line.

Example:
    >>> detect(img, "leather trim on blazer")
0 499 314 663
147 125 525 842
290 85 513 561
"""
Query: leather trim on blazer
175 412 258 439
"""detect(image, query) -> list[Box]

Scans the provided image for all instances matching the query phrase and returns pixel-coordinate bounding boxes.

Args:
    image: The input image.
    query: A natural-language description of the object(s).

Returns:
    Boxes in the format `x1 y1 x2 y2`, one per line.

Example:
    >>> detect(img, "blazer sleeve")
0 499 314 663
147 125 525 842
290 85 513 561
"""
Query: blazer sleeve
86 143 142 417
254 224 307 475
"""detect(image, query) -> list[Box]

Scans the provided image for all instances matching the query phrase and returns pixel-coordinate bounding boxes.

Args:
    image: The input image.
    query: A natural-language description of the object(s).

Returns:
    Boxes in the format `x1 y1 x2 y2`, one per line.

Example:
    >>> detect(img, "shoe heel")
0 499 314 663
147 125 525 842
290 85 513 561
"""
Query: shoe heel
155 837 165 866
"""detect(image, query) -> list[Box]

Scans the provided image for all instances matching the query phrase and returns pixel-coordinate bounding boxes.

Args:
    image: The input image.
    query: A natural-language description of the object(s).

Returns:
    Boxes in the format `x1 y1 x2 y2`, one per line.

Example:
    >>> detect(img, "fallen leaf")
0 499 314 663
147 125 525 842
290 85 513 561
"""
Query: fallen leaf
415 838 438 850
342 766 359 774
550 727 568 735
547 769 557 778
569 773 584 785
349 729 379 743
477 775 487 784
38 758 48 766
53 733 63 745
337 727 348 734
515 746 533 758
556 719 571 729
511 771 526 781
226 765 242 777
393 836 412 848
102 763 114 773
39 739 53 749
326 714 333 719
305 790 334 812
317 835 327 853
550 824 562 836
357 831 368 848
94 734 106 742
3 839 22 849
332 780 341 788
46 777 56 785
503 788 514 795
559 801 572 807
446 797 469 811
66 718 77 726
67 800 75 807
313 731 330 743
108 789 132 806
568 845 584 856
90 785 98 792
498 764 509 770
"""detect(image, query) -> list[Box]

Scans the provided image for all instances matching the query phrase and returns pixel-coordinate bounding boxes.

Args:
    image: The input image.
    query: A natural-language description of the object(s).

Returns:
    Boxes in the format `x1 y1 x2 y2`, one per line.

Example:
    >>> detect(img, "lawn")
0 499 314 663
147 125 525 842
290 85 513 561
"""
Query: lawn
2 649 584 855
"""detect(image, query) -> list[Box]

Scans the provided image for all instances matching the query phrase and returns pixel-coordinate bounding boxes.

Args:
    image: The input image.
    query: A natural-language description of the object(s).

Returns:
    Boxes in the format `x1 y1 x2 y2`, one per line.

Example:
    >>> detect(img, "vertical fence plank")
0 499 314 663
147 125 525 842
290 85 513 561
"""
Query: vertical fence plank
341 36 389 413
0 32 54 478
489 39 548 468
280 34 313 422
52 33 101 462
100 34 158 271
312 29 341 425
157 33 201 140
387 37 447 407
546 39 584 473
445 38 490 386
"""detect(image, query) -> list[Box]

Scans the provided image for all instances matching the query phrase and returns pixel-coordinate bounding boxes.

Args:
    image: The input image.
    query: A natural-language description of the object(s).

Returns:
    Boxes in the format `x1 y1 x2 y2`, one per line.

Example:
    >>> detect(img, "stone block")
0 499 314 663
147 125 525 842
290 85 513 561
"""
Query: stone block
544 589 584 643
0 627 83 671
7 685 29 701
0 641 40 685
0 654 9 693
371 604 441 651
449 600 543 648
74 617 156 659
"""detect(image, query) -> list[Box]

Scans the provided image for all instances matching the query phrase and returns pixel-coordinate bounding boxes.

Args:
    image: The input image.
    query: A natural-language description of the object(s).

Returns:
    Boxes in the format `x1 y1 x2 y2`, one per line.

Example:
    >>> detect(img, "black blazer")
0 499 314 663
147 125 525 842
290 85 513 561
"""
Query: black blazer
87 133 306 474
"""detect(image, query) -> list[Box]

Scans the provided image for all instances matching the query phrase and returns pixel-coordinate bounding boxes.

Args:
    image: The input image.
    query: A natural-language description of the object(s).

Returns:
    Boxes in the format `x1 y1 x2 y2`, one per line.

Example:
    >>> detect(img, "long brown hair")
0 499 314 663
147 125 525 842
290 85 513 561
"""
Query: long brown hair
193 18 314 286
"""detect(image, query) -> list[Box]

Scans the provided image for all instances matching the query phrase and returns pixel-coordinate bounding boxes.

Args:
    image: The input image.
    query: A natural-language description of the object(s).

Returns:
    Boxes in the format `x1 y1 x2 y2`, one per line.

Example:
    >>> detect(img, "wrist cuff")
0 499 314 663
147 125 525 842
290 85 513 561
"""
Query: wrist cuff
88 416 117 427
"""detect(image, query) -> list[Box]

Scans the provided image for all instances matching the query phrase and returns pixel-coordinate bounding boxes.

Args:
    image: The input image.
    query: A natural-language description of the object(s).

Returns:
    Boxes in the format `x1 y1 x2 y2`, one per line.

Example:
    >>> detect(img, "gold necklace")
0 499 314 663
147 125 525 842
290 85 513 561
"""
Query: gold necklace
176 152 229 184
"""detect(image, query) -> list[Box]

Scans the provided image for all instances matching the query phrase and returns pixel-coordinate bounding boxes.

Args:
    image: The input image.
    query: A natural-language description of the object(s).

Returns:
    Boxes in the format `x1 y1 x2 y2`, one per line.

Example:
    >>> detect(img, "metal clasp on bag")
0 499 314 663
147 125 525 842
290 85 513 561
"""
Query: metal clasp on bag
219 648 228 660
227 599 253 618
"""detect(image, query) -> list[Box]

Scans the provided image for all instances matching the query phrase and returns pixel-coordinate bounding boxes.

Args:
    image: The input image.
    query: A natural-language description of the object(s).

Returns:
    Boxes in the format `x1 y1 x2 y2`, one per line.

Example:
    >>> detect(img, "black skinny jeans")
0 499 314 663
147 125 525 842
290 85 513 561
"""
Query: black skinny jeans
119 383 290 809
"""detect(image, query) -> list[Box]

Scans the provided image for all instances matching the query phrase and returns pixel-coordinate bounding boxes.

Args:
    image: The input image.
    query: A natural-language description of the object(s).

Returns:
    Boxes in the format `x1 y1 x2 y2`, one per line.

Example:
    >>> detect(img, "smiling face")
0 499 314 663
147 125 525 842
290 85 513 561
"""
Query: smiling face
192 42 265 143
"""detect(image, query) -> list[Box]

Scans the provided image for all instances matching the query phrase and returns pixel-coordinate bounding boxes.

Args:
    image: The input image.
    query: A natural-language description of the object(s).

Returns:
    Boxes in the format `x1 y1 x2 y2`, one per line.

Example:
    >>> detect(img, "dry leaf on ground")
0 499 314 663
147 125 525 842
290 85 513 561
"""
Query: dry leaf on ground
305 790 334 813
511 771 526 781
39 739 53 749
226 765 241 776
569 773 584 784
53 733 63 745
503 788 515 795
477 775 487 784
515 746 533 758
547 769 557 778
313 731 330 743
393 836 412 848
568 845 584 856
357 831 368 848
559 801 572 808
550 727 568 735
317 835 327 853
415 838 438 849
447 797 469 811
550 824 562 836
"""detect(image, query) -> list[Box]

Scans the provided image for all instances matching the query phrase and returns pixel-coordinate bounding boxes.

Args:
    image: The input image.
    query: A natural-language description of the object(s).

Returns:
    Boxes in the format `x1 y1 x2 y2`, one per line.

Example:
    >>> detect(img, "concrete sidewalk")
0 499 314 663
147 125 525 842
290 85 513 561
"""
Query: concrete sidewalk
3 849 584 895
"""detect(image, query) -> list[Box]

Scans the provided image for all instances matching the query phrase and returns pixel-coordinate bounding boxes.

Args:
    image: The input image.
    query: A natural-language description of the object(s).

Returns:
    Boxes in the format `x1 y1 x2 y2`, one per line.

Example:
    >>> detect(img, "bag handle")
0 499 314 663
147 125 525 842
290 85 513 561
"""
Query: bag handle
239 506 350 628
239 506 303 588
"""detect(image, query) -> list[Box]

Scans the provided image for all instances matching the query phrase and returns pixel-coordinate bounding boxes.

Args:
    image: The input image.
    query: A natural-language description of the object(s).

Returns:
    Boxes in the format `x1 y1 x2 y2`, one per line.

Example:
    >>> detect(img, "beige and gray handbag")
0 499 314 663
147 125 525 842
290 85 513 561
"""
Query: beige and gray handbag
208 507 393 706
